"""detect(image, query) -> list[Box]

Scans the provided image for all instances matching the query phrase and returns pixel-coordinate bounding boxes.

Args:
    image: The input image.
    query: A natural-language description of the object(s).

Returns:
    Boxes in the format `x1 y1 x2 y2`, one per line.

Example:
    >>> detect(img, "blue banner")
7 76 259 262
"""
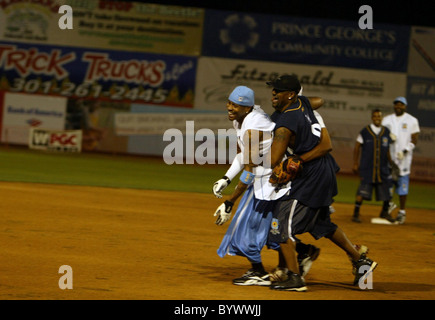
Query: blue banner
0 41 197 107
406 76 435 128
202 10 410 72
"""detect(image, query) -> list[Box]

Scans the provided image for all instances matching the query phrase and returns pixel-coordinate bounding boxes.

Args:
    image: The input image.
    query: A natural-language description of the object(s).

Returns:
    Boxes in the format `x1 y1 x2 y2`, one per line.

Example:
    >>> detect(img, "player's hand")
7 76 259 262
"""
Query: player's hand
214 200 233 225
269 165 292 185
212 176 231 198
269 155 303 186
283 155 303 178
397 151 404 160
352 164 359 175
390 162 400 181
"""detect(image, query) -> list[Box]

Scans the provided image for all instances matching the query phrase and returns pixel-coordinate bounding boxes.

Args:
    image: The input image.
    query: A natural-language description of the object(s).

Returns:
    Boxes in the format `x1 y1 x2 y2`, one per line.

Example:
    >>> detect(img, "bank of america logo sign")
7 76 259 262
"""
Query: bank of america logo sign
219 14 259 54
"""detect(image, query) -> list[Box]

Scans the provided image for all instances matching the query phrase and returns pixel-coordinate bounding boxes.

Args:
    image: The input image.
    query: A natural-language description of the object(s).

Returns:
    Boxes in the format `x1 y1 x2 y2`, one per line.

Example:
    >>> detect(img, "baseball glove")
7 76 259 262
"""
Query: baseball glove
269 155 303 186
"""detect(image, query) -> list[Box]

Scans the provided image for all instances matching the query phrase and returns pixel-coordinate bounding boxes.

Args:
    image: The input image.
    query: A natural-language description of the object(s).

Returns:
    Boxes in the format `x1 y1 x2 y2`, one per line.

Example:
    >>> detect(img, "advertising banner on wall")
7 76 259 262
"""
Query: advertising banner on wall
407 26 435 79
406 26 435 132
202 9 410 72
29 128 82 152
193 56 416 176
1 92 67 145
194 57 407 121
114 112 231 136
0 41 197 107
406 77 435 128
113 104 234 162
0 0 204 56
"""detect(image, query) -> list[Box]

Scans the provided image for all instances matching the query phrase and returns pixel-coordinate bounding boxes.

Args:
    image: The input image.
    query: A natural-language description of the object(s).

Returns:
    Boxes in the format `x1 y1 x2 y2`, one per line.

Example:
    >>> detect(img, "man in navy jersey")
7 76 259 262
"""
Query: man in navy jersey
352 109 396 223
266 75 377 291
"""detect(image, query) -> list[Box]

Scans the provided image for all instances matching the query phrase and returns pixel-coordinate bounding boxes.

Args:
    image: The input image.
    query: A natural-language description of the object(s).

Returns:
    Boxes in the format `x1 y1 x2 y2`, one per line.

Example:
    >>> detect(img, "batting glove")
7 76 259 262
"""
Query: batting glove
212 176 231 198
214 200 233 226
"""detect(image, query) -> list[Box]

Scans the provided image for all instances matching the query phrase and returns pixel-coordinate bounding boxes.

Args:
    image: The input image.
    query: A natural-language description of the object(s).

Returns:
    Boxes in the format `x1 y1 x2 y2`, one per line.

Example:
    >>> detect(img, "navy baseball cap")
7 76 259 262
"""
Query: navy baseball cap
228 86 255 106
266 75 301 93
393 96 407 105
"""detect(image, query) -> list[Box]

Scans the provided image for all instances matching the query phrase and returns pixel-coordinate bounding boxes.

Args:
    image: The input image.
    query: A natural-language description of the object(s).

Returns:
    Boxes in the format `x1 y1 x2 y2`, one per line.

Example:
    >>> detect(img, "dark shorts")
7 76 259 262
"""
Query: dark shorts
357 181 390 201
268 199 338 244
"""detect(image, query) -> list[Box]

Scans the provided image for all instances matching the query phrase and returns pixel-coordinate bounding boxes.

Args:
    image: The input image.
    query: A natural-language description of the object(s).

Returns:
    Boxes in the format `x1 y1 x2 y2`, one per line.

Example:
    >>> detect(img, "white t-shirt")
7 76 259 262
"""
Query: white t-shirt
382 112 420 175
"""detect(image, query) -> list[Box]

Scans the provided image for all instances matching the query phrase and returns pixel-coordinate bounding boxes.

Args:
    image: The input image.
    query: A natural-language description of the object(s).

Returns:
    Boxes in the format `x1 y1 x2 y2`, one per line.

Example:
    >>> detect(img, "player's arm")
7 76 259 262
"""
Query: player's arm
308 97 324 110
270 127 292 168
299 127 332 162
214 130 258 225
212 137 244 198
411 132 419 147
352 141 362 175
212 153 243 198
228 129 259 203
270 126 306 185
401 132 419 158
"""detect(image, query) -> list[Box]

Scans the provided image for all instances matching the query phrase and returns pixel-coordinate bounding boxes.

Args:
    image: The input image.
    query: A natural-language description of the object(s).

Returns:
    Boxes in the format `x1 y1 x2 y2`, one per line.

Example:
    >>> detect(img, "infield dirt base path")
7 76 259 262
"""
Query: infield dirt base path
0 182 434 300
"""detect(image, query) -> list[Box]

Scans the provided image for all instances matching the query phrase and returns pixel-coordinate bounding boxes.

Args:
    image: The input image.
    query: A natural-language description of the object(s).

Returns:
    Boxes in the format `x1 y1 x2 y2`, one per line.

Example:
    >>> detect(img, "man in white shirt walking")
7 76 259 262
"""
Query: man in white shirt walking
382 97 420 224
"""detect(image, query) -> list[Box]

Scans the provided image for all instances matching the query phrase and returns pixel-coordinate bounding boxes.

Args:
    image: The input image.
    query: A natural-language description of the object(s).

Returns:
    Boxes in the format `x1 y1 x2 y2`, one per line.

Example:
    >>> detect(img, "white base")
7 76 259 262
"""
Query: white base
371 217 399 225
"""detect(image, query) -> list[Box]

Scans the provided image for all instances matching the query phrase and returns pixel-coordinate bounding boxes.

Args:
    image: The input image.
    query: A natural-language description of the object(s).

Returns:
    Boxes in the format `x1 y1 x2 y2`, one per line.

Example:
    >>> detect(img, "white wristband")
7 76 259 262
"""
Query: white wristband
405 142 415 152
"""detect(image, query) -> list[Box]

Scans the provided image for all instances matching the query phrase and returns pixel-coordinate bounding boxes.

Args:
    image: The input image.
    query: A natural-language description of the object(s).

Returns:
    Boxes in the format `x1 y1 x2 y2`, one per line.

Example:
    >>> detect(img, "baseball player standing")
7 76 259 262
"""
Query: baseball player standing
381 97 420 224
352 109 397 223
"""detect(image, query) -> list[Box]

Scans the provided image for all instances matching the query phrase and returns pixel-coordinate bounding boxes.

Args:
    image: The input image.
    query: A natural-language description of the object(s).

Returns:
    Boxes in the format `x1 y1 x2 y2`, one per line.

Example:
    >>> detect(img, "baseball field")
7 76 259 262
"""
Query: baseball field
1 145 434 302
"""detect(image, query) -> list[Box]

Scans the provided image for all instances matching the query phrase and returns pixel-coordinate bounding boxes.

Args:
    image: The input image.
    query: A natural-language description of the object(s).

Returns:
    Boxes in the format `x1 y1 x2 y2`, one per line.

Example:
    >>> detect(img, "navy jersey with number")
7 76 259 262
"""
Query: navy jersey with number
273 96 338 208
273 96 321 155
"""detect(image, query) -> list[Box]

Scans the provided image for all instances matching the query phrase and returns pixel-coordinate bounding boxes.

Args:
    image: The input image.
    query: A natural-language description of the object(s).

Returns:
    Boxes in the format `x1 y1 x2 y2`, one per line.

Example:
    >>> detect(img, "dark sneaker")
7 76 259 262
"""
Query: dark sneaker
380 210 396 223
270 273 307 292
352 214 362 223
348 244 369 275
232 269 271 286
353 257 378 286
269 267 288 283
298 244 320 277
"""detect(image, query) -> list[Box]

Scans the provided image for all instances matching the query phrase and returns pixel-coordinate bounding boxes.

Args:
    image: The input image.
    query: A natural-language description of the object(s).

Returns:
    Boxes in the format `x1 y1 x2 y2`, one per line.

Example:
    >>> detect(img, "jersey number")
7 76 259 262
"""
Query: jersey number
311 123 321 138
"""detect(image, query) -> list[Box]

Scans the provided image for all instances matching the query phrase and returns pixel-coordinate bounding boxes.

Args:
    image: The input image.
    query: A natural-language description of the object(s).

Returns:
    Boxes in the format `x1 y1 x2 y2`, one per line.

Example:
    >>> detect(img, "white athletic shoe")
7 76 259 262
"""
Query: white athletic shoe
396 211 406 224
388 202 397 214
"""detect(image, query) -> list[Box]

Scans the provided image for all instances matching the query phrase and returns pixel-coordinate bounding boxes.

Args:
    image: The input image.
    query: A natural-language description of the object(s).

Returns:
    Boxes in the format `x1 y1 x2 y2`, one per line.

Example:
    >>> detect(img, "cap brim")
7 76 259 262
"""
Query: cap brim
394 100 407 105
266 82 290 91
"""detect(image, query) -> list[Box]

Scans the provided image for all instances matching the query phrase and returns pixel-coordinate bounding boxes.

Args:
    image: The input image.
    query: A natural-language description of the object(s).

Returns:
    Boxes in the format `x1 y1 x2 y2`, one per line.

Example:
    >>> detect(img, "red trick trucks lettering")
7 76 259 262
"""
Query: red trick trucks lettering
0 45 75 79
82 52 166 86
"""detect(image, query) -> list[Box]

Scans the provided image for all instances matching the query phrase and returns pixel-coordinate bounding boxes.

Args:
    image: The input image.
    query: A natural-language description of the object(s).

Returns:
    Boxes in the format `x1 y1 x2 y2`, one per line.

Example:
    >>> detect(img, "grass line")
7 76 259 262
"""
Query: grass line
1 146 434 210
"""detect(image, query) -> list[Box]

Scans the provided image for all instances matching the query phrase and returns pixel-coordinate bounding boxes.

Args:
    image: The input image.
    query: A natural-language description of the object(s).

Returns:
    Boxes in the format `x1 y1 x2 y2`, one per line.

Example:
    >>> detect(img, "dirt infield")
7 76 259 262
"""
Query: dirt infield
1 181 434 300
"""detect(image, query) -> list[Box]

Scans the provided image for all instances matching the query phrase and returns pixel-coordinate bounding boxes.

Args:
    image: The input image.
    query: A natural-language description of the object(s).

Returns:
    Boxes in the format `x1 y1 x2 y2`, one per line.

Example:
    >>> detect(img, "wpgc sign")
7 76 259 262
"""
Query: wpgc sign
29 128 82 152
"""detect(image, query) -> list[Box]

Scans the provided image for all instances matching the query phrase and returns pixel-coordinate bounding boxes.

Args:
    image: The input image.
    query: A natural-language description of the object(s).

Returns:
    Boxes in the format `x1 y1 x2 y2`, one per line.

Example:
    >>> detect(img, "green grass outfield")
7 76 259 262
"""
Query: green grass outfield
1 145 434 210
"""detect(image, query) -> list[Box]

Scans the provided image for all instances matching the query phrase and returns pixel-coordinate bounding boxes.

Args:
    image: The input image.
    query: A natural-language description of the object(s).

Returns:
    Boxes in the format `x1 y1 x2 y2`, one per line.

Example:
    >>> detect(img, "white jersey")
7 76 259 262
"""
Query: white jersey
314 110 326 129
234 105 290 200
382 112 420 175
